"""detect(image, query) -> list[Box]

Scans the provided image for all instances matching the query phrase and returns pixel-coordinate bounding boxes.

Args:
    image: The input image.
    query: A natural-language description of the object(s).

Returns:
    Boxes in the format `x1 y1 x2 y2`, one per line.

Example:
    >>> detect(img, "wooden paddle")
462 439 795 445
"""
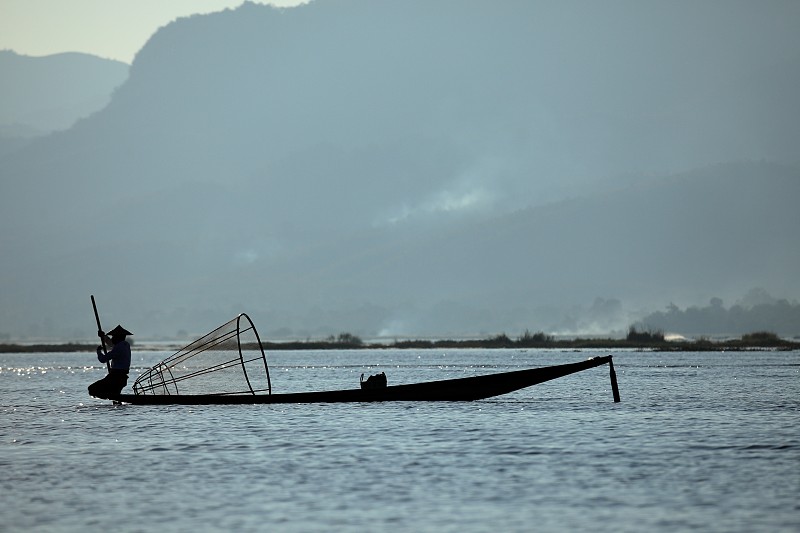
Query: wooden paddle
91 295 111 372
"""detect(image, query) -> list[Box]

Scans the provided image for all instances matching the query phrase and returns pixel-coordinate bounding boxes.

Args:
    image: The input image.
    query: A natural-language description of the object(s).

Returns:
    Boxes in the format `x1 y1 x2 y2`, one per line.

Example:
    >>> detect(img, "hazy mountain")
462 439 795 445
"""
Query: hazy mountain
232 160 800 337
0 50 129 135
0 1 798 340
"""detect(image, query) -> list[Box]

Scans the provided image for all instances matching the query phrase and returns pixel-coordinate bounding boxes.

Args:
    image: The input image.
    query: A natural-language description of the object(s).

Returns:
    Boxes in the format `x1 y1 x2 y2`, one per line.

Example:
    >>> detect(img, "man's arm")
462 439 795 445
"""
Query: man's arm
98 330 113 348
96 332 114 363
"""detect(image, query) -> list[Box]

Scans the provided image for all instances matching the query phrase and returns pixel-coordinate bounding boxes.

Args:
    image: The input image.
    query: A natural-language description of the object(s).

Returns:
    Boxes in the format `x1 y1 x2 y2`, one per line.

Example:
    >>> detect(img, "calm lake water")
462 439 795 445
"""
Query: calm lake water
2 348 798 532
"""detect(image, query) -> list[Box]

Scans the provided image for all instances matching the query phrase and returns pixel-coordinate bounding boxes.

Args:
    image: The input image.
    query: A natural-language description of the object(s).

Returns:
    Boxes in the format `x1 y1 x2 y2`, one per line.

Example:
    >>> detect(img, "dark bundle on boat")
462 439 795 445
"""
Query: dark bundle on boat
360 372 387 389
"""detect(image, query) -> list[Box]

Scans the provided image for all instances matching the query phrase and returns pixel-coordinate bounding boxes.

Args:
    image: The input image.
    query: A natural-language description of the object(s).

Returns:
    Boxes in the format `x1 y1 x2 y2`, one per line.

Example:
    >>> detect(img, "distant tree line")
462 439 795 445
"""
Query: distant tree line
633 296 800 337
626 326 665 343
3 329 798 352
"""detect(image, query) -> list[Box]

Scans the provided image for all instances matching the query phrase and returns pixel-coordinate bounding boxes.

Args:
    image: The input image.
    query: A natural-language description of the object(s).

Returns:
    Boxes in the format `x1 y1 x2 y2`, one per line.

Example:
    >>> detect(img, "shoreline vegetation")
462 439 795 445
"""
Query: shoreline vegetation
1 329 798 353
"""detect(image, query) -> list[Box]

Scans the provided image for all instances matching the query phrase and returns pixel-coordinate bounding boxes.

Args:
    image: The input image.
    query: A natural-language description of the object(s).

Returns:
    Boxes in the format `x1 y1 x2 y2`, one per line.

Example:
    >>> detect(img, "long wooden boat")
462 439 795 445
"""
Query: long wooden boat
110 355 620 405
92 313 620 405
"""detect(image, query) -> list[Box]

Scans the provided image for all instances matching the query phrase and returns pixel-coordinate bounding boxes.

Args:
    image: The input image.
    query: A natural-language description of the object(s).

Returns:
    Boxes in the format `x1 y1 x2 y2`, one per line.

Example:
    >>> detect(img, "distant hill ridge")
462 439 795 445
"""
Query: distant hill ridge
0 50 129 134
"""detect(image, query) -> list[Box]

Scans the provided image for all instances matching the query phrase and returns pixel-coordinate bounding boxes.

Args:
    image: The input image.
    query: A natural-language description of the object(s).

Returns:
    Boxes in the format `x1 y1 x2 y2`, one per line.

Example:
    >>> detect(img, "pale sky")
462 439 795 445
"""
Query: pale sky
0 0 307 64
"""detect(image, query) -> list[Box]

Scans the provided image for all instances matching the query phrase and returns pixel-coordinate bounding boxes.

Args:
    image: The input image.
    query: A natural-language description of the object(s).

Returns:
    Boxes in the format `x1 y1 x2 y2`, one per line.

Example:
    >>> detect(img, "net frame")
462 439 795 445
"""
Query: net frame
132 313 271 396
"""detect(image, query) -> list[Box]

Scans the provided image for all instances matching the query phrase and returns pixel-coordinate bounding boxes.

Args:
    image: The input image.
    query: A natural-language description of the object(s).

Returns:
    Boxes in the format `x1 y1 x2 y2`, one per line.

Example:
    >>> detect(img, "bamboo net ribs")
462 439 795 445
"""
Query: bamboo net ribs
132 313 271 396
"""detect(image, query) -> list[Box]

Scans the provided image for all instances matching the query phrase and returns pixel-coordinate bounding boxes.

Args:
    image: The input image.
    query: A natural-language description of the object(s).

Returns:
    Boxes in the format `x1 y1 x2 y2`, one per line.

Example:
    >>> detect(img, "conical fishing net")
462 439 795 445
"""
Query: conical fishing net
132 314 271 396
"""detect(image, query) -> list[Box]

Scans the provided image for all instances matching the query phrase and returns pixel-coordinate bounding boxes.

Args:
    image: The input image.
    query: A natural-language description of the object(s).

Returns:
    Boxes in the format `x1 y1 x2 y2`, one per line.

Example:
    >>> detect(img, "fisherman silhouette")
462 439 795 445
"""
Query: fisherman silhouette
88 325 132 399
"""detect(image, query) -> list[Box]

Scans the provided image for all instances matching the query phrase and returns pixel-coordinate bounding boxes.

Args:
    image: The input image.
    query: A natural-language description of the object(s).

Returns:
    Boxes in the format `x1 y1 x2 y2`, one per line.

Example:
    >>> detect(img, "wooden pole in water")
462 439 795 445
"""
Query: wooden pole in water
609 356 621 403
91 295 110 372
